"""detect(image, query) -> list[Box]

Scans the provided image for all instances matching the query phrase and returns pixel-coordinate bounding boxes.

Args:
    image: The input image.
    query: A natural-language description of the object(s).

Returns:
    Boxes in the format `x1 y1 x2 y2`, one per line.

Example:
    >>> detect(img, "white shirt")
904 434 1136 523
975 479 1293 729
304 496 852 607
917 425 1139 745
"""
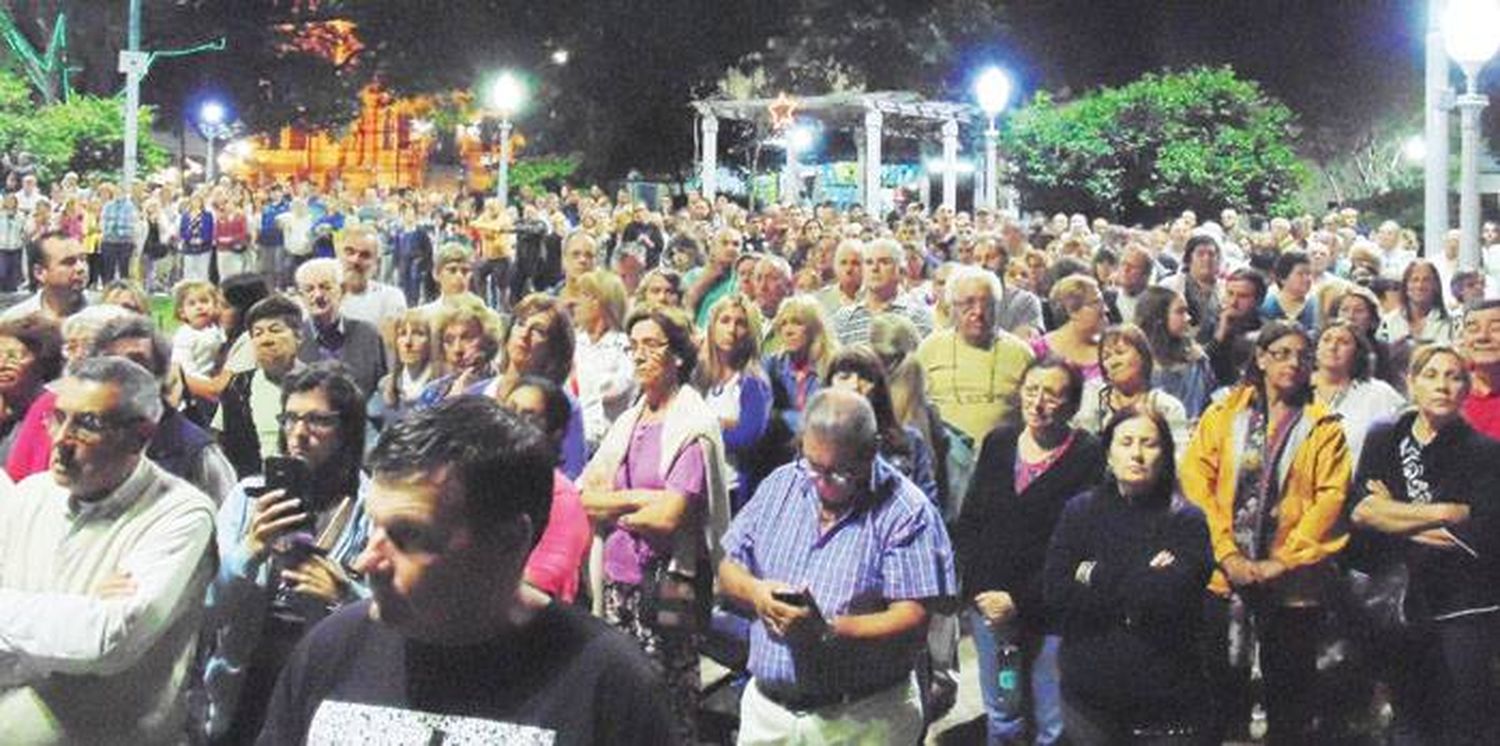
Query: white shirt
1325 378 1406 467
573 329 636 446
341 281 407 328
0 459 216 743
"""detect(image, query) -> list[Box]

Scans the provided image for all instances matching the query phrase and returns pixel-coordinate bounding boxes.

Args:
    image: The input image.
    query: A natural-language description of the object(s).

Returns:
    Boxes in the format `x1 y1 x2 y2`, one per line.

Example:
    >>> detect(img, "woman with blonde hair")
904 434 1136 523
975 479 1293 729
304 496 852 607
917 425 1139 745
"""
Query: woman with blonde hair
762 295 837 434
693 294 771 511
573 268 636 448
417 296 504 405
1033 274 1107 380
373 308 439 426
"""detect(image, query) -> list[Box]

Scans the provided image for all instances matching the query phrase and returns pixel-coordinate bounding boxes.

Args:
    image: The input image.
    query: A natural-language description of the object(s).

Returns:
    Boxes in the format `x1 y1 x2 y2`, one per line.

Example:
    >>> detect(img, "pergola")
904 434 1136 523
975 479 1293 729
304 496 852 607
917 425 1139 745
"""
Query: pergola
691 91 980 214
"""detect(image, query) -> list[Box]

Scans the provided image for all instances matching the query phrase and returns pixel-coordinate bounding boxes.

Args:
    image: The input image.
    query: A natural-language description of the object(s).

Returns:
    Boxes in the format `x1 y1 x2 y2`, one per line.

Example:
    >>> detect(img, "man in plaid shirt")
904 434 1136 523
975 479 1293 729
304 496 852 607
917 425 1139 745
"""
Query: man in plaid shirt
97 182 138 285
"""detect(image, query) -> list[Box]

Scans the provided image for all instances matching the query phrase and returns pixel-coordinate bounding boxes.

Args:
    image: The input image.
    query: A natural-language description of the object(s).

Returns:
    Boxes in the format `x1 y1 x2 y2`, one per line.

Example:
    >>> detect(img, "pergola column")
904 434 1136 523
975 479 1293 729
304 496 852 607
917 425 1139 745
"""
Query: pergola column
941 119 959 211
698 112 719 201
864 108 883 216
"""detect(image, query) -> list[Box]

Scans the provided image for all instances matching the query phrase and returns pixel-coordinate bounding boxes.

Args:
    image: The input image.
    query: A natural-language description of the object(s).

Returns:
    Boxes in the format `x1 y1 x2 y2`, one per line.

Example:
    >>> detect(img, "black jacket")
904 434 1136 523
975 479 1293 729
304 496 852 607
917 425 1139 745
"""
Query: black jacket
1349 411 1500 620
952 426 1104 630
219 369 265 478
1044 486 1212 714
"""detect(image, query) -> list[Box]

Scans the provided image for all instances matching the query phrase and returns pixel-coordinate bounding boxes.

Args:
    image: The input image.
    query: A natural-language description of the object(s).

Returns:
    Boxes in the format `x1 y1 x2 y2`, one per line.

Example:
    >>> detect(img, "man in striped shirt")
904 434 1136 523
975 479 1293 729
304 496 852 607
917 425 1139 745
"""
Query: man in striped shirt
719 388 957 743
832 237 933 347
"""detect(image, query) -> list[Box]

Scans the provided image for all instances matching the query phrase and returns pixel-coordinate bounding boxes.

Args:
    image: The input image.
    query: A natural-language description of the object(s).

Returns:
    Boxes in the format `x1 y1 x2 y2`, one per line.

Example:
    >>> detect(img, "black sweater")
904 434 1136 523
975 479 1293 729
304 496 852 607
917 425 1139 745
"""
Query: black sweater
1348 412 1500 620
952 427 1104 630
1043 485 1212 714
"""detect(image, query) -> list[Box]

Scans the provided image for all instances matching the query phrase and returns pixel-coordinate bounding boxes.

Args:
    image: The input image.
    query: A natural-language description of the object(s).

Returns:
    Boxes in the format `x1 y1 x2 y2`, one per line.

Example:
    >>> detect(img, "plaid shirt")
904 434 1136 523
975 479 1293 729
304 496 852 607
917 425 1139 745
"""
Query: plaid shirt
100 197 137 244
723 456 956 697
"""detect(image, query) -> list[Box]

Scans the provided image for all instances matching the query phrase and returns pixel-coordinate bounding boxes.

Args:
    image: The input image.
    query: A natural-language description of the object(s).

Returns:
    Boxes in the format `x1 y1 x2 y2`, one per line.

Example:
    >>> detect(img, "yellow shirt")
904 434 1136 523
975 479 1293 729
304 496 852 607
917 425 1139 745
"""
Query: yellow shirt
915 328 1034 444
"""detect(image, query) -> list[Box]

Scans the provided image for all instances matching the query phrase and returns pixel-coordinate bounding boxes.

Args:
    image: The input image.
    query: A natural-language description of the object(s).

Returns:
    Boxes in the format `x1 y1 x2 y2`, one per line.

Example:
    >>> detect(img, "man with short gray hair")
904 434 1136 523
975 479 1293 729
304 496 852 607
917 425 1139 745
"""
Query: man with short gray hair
718 388 956 743
832 238 934 346
0 356 217 743
295 258 385 398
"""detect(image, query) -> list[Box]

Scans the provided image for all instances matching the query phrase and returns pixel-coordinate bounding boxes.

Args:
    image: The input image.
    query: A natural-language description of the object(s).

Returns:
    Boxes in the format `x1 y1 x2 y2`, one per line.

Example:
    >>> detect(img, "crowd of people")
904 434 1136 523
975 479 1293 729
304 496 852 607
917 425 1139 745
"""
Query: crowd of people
1 167 1500 745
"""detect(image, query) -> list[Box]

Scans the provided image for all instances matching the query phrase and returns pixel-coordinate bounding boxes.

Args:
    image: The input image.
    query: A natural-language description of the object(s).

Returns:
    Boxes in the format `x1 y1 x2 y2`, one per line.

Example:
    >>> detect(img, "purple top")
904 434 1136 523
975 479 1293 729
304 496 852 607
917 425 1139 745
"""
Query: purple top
1029 335 1103 381
601 420 708 585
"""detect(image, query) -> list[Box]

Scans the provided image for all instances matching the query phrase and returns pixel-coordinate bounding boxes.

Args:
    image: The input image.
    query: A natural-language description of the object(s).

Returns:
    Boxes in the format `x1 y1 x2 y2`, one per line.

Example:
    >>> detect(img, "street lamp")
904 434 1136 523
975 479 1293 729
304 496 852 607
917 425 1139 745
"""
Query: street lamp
1443 0 1500 270
487 71 528 205
197 100 229 184
974 66 1013 212
782 124 816 205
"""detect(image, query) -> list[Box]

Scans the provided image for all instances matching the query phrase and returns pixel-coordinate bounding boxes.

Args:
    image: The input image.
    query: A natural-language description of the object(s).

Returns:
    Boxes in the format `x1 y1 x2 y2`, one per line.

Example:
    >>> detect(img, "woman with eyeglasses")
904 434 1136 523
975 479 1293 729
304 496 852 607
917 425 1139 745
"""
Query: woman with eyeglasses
1347 344 1500 744
0 315 61 466
580 304 731 745
952 357 1106 745
1180 320 1352 744
202 363 373 743
1033 275 1107 381
1045 407 1213 744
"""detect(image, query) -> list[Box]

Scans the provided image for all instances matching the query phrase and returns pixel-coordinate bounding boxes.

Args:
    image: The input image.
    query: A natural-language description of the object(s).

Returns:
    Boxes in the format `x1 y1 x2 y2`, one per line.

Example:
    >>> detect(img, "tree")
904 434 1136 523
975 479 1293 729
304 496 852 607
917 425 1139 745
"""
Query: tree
0 66 166 182
1001 67 1307 223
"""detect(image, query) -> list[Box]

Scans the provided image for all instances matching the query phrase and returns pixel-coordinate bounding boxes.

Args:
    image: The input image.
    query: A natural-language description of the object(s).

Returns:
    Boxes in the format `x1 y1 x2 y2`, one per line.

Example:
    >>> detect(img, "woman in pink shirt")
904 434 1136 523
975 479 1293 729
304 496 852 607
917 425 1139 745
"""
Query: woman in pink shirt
503 376 590 603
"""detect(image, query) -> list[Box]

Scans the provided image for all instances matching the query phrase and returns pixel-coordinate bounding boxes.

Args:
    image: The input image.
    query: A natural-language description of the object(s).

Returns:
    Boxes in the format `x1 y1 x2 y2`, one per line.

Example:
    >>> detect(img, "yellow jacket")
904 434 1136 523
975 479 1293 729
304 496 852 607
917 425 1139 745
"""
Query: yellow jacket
1181 385 1351 600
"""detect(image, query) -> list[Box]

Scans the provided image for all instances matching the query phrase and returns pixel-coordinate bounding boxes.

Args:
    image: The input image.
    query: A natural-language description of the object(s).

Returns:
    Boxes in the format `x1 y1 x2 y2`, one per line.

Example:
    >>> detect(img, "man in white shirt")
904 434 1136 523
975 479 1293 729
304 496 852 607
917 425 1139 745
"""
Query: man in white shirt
0 230 89 323
337 223 407 329
0 357 216 743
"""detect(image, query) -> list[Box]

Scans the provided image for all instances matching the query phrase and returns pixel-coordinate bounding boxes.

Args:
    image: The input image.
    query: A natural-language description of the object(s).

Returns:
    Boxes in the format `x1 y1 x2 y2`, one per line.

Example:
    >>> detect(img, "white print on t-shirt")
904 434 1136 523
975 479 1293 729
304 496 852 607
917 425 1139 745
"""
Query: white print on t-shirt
307 700 555 745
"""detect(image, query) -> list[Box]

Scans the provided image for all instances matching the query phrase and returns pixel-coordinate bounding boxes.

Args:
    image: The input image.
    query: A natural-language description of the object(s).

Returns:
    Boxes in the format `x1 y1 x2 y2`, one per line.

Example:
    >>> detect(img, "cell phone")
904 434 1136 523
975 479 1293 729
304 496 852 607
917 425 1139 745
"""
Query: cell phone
772 589 811 608
262 455 314 537
263 455 310 501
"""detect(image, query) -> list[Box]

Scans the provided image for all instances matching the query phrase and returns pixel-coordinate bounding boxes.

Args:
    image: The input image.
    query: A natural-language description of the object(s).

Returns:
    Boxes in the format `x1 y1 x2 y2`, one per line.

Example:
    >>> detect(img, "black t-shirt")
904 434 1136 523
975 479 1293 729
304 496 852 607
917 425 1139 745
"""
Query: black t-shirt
256 599 676 745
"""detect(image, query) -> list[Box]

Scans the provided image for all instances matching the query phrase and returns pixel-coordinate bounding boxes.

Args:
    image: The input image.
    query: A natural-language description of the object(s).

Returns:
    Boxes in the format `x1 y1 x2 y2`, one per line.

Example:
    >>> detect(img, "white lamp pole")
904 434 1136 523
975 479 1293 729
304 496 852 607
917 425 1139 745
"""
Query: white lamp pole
199 101 226 185
974 67 1013 212
1443 0 1500 271
488 72 527 206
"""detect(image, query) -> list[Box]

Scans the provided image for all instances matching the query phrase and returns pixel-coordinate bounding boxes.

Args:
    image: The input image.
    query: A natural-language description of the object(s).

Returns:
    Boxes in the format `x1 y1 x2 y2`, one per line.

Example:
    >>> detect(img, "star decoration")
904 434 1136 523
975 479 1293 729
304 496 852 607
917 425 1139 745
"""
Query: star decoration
768 92 798 132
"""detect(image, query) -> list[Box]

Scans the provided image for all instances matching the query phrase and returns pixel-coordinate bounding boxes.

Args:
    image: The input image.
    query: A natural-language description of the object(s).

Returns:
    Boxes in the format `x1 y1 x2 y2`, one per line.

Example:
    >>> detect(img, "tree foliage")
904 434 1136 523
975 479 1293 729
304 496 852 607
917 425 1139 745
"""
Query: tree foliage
717 0 1011 99
0 67 166 182
1001 67 1306 223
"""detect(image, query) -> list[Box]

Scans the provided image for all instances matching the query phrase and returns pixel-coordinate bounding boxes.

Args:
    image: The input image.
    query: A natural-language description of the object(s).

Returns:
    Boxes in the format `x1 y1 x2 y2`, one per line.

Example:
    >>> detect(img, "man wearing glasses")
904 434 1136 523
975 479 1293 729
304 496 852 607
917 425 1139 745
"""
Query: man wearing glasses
718 389 956 743
0 356 216 743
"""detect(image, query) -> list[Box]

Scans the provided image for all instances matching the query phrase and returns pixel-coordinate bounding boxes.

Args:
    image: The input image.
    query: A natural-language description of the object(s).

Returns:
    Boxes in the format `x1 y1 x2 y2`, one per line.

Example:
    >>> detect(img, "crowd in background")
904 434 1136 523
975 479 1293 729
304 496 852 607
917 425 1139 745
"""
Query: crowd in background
2 165 1500 745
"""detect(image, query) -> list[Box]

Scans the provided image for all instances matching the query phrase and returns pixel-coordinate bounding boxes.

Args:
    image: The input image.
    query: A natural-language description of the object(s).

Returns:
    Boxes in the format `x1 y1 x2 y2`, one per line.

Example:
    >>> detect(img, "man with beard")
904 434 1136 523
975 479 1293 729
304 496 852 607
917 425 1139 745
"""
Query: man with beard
0 356 216 743
256 396 673 745
336 224 407 329
295 258 386 399
1 230 88 323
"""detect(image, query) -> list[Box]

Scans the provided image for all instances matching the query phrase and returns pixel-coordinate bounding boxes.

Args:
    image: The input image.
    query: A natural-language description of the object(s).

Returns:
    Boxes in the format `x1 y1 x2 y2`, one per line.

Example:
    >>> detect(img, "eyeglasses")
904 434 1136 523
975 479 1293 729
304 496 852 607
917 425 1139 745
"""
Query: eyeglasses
277 411 341 432
797 457 859 490
48 409 136 442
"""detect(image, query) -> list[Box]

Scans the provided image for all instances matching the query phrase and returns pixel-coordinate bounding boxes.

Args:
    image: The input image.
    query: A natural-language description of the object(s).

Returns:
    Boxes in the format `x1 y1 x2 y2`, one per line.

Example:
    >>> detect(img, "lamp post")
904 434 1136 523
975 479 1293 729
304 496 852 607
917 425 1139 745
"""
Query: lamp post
198 101 227 184
974 66 1013 212
488 72 527 206
783 125 815 205
1443 0 1500 271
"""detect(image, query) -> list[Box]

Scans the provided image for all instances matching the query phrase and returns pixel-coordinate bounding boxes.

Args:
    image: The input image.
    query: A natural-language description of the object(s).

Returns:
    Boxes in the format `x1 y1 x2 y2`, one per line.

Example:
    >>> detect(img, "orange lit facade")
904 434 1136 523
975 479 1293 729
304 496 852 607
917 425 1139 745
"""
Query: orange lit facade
235 85 436 190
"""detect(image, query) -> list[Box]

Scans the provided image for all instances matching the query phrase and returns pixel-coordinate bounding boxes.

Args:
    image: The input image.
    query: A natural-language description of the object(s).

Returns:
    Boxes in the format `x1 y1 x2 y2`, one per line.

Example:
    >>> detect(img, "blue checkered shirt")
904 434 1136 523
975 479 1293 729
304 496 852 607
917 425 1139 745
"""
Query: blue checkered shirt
723 456 957 697
100 197 137 244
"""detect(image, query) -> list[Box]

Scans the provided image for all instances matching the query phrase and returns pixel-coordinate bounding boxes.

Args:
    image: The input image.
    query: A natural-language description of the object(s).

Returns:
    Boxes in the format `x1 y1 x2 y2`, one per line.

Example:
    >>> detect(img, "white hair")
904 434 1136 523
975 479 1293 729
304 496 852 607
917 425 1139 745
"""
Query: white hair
295 257 344 287
946 264 1003 318
863 237 905 268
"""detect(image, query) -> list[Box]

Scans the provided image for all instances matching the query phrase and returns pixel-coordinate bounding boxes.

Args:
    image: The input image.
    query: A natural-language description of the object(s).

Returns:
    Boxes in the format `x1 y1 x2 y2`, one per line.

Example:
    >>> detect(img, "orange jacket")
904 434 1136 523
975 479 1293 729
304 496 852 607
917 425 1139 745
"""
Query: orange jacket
1181 385 1352 601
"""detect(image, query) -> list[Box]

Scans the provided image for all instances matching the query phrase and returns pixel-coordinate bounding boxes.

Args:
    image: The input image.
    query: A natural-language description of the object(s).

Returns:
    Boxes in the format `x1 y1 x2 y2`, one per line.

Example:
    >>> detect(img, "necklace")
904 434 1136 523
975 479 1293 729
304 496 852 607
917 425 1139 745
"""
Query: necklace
950 333 1001 405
